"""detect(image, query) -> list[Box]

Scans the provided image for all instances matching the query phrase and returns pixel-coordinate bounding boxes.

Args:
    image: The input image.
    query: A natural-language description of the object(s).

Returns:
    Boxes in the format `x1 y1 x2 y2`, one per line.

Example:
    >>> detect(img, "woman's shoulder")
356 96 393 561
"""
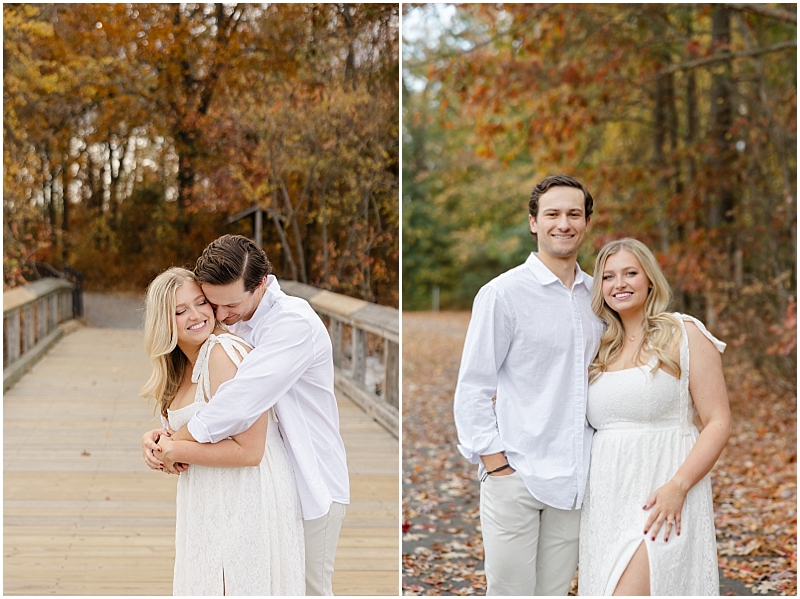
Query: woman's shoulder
668 312 726 353
206 334 251 366
203 342 241 392
212 331 253 352
198 333 251 377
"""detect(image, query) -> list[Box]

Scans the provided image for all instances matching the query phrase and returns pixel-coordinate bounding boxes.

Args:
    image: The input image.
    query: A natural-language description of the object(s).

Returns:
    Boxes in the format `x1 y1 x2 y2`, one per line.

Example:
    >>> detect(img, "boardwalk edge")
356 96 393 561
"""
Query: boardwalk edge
3 319 82 392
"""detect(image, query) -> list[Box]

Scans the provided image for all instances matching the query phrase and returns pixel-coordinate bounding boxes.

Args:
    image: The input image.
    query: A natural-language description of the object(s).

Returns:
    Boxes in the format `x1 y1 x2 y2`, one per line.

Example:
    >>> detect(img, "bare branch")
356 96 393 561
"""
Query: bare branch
725 3 797 24
653 40 796 77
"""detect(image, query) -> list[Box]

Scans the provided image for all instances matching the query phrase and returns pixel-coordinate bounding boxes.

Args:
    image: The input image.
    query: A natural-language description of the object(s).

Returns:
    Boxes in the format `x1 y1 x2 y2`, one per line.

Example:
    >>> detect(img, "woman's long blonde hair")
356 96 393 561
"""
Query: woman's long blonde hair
588 238 681 384
140 267 205 419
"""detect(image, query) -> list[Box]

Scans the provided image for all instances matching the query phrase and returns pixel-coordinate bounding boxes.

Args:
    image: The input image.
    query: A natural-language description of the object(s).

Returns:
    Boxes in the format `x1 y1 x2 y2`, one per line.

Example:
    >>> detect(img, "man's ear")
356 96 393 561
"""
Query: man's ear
529 213 538 235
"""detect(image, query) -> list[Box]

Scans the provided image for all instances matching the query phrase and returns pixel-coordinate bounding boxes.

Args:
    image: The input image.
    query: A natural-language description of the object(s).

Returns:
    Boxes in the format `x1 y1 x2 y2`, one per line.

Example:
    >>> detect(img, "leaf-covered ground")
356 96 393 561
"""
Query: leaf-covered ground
402 312 796 596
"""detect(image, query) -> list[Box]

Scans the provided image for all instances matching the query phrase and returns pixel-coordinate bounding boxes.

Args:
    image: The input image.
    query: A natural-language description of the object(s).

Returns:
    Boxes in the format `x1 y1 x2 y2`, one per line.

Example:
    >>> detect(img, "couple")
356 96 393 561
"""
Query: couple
140 234 349 596
454 175 732 596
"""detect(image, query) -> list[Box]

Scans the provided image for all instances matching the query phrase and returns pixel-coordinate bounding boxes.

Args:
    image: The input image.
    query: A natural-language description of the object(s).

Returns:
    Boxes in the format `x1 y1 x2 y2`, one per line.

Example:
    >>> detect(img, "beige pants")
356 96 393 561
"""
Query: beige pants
480 471 581 596
303 502 347 595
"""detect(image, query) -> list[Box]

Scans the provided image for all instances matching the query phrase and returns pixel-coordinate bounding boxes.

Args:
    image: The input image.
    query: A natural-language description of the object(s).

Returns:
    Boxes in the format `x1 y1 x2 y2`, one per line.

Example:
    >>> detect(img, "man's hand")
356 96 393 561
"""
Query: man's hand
142 428 169 470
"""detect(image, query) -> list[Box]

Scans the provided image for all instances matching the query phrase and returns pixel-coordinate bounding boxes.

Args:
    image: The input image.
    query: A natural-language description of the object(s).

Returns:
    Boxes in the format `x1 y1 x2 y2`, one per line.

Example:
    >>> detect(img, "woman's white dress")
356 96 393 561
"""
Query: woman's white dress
166 333 305 596
579 314 724 596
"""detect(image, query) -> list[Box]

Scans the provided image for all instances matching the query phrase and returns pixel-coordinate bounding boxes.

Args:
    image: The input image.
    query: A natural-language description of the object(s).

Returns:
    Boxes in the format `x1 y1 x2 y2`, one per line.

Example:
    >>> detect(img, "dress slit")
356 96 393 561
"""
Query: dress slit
606 539 650 596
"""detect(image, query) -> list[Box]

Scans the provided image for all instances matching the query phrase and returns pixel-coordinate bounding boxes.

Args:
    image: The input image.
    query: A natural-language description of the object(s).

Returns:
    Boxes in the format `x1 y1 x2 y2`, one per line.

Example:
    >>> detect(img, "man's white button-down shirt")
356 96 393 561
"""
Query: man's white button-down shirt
454 252 604 510
187 275 350 520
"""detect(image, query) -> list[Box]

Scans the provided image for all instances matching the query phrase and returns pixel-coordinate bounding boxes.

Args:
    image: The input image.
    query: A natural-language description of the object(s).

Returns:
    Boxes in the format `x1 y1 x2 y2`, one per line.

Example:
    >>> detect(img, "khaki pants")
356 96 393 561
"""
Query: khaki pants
480 471 581 596
303 502 347 595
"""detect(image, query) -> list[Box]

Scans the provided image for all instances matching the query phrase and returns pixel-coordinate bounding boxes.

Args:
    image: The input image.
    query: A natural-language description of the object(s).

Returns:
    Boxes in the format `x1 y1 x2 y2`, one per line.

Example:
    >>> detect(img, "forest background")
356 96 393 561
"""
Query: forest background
403 2 795 362
4 3 399 306
402 3 796 595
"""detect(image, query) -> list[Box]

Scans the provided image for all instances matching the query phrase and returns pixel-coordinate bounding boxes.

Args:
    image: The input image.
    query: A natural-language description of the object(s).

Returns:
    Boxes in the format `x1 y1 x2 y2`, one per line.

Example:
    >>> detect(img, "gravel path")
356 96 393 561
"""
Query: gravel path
82 292 146 330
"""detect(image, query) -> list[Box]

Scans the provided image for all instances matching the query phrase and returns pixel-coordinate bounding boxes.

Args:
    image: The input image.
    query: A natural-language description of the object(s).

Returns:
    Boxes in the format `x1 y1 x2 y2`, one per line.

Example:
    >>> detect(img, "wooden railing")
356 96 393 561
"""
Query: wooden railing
3 279 76 391
280 281 399 438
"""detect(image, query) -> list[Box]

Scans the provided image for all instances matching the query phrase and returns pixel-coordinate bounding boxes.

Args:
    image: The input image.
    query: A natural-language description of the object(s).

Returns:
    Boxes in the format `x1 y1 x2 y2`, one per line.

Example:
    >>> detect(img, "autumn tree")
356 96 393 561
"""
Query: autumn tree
4 3 399 306
403 3 795 384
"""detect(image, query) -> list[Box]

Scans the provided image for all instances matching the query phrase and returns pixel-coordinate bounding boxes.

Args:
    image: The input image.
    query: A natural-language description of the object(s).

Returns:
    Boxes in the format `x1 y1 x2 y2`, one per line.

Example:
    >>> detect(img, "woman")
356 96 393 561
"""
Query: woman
140 267 305 595
578 239 731 596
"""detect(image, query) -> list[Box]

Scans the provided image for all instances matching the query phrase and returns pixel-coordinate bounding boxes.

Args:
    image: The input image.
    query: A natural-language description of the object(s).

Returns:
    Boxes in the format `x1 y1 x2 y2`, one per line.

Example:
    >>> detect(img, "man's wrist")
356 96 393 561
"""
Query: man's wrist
480 451 509 471
172 425 196 443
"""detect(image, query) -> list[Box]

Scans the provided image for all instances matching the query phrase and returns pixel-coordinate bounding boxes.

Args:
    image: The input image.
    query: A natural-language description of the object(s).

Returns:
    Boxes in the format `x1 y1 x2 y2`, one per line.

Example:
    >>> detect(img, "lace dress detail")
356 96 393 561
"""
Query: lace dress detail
578 314 725 596
167 333 305 595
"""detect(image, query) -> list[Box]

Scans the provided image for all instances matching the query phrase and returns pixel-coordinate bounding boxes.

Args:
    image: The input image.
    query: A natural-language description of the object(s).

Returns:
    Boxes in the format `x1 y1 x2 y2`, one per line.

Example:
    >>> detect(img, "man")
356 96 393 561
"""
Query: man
142 234 349 596
453 174 604 595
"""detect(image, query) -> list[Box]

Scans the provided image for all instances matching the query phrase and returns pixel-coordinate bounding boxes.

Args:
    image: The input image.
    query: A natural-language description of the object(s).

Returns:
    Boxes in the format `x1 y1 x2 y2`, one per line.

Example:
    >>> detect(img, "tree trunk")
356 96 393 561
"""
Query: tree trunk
269 184 298 281
706 5 736 326
341 4 357 89
681 12 700 314
652 27 674 256
709 5 736 232
320 171 332 285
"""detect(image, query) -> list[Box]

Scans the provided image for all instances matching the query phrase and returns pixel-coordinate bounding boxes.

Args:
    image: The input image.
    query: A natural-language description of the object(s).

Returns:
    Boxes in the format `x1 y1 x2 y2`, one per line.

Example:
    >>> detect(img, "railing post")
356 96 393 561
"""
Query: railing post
5 309 21 365
352 326 367 385
384 339 398 408
48 294 58 331
331 319 343 368
22 305 35 354
60 290 70 322
36 299 47 341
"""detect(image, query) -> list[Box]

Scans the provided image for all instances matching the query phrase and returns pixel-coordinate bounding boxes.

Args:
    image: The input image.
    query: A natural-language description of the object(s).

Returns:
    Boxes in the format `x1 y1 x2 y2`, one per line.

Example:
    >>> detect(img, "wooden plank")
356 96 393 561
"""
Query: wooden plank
309 289 369 317
3 328 398 596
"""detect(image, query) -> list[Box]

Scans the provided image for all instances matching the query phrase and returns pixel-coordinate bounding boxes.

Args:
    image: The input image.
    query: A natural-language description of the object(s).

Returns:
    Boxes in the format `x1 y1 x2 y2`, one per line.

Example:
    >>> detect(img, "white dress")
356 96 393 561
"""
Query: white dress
167 333 305 596
578 315 724 596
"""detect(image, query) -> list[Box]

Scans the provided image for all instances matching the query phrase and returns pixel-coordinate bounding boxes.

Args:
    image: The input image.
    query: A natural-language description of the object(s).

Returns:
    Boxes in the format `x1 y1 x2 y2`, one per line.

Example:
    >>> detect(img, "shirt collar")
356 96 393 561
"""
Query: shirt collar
524 252 591 290
233 274 281 333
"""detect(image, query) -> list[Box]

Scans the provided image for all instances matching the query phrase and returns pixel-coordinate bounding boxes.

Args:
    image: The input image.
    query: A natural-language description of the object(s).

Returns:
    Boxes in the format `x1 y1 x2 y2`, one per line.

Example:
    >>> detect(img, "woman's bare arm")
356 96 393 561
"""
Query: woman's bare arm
666 321 732 491
158 342 267 468
643 321 732 540
161 412 268 468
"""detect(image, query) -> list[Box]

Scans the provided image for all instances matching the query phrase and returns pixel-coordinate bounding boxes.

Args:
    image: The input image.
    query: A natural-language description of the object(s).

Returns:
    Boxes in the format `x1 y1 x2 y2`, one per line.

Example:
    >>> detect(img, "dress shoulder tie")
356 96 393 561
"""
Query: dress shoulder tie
191 333 253 403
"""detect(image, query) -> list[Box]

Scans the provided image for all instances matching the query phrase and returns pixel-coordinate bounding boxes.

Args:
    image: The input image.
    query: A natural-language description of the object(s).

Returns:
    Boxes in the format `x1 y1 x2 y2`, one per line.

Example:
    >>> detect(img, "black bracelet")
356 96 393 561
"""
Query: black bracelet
481 463 511 482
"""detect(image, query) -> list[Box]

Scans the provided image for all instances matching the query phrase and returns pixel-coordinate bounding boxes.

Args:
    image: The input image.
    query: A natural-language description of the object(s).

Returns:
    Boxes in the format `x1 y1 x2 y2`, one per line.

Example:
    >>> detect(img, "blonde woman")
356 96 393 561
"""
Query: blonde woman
578 239 731 596
140 267 304 595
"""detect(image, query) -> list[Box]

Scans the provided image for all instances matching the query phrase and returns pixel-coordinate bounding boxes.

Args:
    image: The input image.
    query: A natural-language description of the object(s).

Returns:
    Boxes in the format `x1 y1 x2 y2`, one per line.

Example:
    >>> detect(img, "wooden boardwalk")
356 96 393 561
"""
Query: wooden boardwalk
4 326 399 595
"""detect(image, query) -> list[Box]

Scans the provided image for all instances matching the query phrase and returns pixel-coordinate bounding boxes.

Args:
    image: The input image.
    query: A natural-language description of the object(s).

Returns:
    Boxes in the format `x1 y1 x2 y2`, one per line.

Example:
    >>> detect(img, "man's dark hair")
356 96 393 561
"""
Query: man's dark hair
528 174 594 220
194 234 273 292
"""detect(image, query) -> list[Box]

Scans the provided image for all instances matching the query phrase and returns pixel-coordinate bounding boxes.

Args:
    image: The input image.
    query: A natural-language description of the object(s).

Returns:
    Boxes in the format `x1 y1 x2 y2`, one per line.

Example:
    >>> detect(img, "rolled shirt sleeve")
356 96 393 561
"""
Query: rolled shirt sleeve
454 284 514 464
187 313 315 444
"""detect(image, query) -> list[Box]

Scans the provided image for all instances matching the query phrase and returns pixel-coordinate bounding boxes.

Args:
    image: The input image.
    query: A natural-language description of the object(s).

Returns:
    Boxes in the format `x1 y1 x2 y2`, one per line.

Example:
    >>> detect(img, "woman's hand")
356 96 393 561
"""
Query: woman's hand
142 428 170 470
642 479 687 542
156 434 188 475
